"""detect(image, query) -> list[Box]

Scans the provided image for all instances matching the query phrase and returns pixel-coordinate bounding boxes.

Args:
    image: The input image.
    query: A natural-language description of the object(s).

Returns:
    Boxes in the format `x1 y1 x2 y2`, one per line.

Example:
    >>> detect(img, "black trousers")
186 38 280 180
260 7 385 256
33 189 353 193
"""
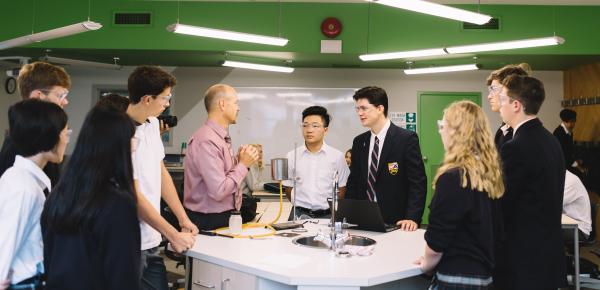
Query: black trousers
185 208 233 231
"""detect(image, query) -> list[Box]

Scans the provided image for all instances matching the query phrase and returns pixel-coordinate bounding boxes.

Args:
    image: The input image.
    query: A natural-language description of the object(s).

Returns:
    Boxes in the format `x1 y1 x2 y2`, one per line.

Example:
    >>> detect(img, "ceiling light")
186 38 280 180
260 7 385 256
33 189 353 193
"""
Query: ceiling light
359 36 564 62
372 0 492 25
276 92 313 98
445 36 565 54
359 48 447 61
167 23 288 46
404 64 479 75
0 21 102 50
43 56 121 70
223 60 294 73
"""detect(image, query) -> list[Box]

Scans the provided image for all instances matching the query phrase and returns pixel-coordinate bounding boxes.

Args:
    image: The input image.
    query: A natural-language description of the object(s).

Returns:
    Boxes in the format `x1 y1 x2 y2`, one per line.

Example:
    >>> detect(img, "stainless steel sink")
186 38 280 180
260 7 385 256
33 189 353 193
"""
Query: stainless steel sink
292 235 377 249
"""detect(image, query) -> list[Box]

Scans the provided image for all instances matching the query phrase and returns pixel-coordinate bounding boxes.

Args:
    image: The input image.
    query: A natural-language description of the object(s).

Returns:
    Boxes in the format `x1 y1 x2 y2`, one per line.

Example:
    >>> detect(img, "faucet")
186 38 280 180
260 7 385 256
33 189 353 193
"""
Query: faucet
329 171 341 250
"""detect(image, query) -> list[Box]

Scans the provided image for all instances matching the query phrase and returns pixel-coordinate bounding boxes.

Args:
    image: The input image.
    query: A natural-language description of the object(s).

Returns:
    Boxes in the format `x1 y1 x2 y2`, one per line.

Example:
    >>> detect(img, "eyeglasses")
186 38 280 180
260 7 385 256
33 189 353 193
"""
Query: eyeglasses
302 123 324 129
158 94 172 102
354 105 375 113
487 85 502 94
498 92 512 105
437 120 444 131
150 93 172 102
40 89 69 101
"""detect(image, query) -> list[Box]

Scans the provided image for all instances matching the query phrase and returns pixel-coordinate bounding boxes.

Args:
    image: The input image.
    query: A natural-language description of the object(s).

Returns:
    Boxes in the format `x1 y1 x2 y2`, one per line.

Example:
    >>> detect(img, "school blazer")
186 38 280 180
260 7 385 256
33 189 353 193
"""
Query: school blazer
495 118 567 290
345 123 427 224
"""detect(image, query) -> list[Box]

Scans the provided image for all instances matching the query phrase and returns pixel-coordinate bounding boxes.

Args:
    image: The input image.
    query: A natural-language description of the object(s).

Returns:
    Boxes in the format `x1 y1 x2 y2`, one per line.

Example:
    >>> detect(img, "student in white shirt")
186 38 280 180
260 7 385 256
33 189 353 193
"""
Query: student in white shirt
563 170 592 238
126 66 197 290
0 99 69 289
284 106 350 220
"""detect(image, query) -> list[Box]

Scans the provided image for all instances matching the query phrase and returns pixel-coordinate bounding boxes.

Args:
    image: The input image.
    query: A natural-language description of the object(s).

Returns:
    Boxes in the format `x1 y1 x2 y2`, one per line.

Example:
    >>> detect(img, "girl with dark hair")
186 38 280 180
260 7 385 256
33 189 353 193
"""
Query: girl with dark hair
42 105 140 290
0 99 69 290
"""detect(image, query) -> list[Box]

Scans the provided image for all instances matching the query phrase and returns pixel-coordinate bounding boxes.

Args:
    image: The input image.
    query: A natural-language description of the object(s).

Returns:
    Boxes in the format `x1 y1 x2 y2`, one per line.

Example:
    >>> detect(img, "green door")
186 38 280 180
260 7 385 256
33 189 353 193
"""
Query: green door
418 92 481 224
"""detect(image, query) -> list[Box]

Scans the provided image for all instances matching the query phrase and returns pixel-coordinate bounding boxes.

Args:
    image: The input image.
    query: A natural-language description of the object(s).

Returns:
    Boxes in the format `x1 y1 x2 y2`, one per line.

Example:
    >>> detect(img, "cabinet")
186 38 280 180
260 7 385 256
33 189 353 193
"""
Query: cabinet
191 259 257 290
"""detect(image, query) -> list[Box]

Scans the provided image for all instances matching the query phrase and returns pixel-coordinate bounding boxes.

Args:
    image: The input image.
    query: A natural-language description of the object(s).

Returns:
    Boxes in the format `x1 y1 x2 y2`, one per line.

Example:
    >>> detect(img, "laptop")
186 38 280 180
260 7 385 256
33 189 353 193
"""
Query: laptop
334 199 399 233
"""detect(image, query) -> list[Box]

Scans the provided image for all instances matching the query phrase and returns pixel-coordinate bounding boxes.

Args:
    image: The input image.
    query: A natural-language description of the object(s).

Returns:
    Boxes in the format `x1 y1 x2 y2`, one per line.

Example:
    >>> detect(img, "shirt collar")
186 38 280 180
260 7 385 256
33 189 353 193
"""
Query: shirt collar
561 122 571 135
301 142 328 155
500 123 511 136
206 119 229 141
371 119 391 140
513 117 537 136
13 155 51 191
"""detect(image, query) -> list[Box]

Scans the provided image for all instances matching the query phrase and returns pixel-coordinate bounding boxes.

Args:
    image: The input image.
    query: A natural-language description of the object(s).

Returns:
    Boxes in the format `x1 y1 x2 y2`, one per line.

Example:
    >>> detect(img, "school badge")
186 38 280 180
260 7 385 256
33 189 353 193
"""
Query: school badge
388 162 399 175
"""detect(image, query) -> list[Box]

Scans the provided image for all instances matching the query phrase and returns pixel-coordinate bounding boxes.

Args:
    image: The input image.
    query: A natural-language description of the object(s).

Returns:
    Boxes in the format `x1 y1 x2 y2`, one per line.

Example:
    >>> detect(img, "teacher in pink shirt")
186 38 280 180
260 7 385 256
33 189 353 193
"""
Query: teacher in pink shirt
184 84 259 230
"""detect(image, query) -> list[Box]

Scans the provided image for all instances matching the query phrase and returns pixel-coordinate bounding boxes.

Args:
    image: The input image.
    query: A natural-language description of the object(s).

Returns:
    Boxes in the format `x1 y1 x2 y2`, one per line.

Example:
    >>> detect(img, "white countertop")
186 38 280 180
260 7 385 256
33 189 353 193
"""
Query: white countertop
185 220 425 287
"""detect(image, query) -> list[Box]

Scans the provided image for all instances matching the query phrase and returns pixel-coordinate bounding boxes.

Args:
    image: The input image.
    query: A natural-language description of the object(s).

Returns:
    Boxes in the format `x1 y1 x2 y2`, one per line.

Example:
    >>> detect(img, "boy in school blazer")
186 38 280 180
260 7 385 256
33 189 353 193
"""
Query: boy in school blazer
495 75 567 290
345 86 427 231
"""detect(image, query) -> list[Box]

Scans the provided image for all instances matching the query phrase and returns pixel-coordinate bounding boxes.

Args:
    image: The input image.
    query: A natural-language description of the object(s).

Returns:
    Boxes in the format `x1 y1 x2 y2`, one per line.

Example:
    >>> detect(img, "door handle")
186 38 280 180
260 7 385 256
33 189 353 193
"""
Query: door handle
221 278 231 290
422 156 428 161
192 280 215 288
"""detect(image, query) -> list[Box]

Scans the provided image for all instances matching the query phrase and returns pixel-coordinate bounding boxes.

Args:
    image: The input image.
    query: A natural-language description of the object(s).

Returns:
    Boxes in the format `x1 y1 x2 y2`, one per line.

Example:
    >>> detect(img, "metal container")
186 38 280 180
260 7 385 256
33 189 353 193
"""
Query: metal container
271 158 289 181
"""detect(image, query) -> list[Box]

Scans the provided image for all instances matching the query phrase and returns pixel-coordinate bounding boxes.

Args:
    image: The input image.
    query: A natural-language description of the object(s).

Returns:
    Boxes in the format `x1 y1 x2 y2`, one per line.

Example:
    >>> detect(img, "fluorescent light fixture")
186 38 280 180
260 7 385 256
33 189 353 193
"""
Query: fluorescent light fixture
372 0 492 25
276 92 313 98
404 64 479 75
0 21 102 50
360 48 447 62
44 56 121 70
446 36 565 54
223 60 294 73
360 36 564 62
237 93 267 100
167 23 288 46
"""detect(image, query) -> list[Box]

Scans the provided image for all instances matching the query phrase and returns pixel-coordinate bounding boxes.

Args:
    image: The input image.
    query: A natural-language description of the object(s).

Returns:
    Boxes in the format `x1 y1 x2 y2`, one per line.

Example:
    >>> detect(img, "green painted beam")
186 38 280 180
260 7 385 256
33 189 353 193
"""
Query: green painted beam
1 1 599 69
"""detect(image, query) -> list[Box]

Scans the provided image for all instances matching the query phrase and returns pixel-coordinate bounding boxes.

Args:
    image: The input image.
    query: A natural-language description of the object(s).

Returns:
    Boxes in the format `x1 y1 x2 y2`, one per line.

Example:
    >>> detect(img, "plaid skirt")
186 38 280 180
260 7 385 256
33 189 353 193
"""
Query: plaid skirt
428 272 493 290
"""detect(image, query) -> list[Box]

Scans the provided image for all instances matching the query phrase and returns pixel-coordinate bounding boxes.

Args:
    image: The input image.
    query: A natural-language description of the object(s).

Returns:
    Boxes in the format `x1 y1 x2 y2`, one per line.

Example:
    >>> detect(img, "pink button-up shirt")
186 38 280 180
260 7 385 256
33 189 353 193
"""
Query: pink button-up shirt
184 120 247 213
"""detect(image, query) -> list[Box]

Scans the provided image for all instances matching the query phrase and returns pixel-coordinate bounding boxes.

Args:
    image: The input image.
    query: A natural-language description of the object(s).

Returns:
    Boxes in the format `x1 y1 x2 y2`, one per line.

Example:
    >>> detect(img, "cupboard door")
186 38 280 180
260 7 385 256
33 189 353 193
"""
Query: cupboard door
191 259 223 290
222 267 257 290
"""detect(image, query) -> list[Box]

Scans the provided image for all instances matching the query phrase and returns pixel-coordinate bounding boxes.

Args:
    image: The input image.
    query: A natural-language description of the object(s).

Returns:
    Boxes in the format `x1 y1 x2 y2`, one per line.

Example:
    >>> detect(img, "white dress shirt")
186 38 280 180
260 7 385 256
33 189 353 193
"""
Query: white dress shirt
367 119 391 202
563 170 592 236
0 156 49 284
283 143 350 210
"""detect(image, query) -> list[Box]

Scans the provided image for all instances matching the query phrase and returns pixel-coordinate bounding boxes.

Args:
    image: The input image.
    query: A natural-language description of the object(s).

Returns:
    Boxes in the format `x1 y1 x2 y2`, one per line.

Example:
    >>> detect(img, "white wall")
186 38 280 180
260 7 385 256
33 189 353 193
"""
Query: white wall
170 67 564 154
0 66 564 156
0 63 21 139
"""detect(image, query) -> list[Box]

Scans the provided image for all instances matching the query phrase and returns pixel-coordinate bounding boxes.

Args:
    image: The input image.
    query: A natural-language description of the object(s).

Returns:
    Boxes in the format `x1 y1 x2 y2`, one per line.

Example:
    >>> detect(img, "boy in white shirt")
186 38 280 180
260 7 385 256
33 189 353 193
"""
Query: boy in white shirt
284 106 350 219
126 66 198 290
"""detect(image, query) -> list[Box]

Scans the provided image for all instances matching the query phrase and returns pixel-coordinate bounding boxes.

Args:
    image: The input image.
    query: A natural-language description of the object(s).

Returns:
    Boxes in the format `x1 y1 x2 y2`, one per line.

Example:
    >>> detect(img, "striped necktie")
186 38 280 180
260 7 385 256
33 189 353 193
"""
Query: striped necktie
367 136 379 202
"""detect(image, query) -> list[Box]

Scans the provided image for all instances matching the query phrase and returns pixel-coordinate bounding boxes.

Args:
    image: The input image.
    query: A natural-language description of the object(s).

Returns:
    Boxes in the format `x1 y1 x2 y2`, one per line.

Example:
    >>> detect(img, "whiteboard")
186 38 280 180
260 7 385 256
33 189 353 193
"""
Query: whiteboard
229 87 365 173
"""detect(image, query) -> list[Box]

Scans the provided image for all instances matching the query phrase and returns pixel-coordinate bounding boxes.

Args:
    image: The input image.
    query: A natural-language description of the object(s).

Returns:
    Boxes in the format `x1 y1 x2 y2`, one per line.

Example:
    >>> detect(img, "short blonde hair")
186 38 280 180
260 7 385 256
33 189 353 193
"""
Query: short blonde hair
434 100 504 199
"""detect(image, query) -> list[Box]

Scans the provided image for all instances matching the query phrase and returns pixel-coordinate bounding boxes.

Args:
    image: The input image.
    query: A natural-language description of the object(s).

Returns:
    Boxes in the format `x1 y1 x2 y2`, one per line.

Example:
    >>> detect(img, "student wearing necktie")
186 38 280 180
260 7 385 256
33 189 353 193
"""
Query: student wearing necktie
0 99 69 289
485 63 530 149
494 75 567 290
184 84 259 231
345 86 426 231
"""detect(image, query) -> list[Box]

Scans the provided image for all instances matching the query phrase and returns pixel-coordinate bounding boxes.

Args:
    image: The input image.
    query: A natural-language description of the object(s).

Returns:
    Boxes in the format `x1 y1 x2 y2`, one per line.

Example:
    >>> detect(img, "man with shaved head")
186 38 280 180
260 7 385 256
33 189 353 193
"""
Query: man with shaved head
184 84 259 230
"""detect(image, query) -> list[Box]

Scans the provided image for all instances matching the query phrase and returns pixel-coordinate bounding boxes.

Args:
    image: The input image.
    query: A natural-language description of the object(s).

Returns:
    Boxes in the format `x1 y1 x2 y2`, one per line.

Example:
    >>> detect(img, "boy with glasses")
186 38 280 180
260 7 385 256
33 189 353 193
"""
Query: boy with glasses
126 66 197 290
494 75 567 290
283 106 349 220
345 86 426 231
484 63 530 148
0 61 71 187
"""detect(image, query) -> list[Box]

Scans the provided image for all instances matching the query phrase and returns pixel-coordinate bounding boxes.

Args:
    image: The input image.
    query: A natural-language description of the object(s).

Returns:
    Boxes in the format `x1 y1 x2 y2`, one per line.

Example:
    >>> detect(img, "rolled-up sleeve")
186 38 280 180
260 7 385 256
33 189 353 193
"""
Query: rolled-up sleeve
195 140 247 202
